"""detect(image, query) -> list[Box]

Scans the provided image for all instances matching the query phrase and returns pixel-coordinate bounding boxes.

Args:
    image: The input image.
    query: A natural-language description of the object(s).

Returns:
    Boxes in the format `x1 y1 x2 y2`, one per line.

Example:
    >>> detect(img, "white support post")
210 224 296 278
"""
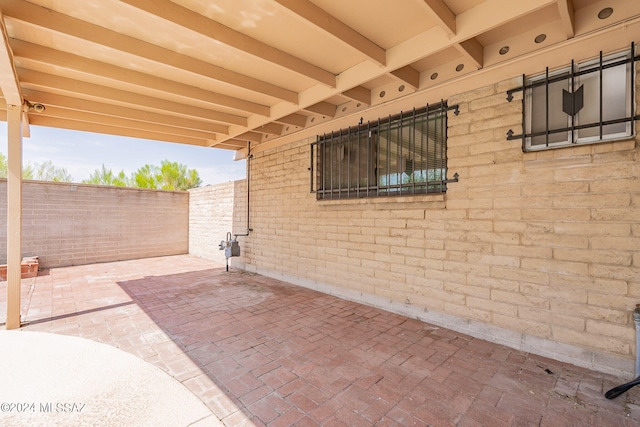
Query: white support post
6 103 23 329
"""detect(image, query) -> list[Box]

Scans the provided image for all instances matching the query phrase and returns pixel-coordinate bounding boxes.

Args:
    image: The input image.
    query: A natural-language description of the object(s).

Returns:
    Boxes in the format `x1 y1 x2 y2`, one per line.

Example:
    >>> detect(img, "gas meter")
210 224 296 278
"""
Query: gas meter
219 232 240 271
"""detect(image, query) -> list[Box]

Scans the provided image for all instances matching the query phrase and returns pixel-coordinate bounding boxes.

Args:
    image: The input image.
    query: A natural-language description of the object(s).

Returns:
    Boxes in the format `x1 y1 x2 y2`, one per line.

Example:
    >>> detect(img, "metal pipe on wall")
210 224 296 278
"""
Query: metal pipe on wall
634 304 640 376
235 141 252 238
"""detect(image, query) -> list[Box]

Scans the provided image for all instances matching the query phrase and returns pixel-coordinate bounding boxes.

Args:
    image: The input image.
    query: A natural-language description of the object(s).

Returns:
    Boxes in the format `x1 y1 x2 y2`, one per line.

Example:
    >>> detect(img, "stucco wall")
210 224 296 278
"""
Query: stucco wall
228 76 639 377
0 180 189 268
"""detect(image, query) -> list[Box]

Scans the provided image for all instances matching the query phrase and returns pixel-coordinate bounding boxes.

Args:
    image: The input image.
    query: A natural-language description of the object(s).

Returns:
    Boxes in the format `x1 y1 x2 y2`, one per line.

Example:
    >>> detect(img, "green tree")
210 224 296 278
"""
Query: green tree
132 160 201 190
31 160 73 182
0 153 32 179
22 163 34 180
0 154 72 182
83 165 129 186
0 153 6 178
157 160 201 190
1 154 201 190
131 164 158 189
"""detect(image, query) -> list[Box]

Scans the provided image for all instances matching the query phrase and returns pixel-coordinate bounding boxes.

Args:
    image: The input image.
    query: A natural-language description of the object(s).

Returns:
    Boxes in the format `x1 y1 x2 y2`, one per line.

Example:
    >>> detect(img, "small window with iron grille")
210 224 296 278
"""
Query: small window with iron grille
311 102 458 200
507 45 638 151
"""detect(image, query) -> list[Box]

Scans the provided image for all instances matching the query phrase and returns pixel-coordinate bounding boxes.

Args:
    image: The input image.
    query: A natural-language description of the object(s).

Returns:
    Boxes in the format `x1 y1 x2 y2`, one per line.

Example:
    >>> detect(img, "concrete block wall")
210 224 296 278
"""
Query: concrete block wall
228 76 639 377
0 180 189 268
189 180 247 265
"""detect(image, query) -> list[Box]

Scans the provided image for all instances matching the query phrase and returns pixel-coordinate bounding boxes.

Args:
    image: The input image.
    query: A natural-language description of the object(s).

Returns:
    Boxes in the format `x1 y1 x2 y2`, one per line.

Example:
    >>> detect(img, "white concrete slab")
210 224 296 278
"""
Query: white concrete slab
0 331 222 426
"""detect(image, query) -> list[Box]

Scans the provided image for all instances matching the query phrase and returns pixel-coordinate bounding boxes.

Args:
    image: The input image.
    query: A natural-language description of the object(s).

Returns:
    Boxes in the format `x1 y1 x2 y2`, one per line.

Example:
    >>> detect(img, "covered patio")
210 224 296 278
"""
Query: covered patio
2 1 640 425
1 255 638 426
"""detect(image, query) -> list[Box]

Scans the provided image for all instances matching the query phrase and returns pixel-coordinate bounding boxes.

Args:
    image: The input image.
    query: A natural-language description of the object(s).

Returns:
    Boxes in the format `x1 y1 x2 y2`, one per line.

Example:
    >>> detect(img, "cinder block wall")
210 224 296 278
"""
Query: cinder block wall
230 77 639 377
0 180 189 268
189 180 247 265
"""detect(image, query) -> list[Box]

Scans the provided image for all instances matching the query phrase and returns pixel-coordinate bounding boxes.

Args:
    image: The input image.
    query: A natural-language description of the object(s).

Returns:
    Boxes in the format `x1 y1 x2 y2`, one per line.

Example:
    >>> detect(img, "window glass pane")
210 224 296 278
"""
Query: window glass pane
528 75 570 147
412 116 428 186
317 104 449 199
353 131 375 195
321 136 336 191
321 139 329 191
427 111 446 190
578 61 628 139
378 123 401 194
377 112 446 194
524 50 632 151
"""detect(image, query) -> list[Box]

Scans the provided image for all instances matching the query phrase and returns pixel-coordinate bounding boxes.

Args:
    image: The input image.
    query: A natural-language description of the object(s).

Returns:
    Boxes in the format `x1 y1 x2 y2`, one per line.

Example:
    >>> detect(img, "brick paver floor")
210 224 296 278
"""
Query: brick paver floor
1 255 639 426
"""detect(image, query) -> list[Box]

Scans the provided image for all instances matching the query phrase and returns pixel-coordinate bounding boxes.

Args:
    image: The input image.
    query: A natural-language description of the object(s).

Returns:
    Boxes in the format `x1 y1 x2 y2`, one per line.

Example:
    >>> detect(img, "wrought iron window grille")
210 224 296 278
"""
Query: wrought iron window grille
506 43 639 151
310 102 459 200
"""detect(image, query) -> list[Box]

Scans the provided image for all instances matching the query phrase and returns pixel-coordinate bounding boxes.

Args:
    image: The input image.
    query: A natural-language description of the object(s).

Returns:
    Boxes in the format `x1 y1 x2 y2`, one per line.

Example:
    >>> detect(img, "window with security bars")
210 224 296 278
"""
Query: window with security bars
311 103 456 200
507 45 638 151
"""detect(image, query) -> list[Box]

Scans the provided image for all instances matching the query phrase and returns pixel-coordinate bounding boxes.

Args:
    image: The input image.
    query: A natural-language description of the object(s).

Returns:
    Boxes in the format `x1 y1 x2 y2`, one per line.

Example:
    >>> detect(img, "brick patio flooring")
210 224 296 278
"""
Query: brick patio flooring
1 255 639 426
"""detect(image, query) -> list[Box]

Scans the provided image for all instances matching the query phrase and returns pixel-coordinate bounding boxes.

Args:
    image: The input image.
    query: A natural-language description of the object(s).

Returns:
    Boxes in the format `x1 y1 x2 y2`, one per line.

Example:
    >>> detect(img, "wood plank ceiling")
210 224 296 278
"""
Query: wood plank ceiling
1 0 639 155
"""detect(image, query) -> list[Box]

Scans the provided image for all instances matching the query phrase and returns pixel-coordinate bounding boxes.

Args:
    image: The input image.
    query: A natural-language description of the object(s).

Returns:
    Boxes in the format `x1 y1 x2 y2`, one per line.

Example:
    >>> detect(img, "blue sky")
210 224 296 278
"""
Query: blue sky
0 122 246 186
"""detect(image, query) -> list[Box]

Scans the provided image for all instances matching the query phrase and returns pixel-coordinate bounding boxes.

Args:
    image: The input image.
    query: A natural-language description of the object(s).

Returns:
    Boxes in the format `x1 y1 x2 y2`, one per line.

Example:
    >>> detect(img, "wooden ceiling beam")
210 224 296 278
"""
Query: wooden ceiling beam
0 12 21 105
0 12 29 138
254 123 284 136
235 131 264 143
119 0 336 88
389 66 420 90
341 86 371 105
421 0 456 36
27 115 212 147
274 113 308 128
19 68 248 126
12 39 271 117
36 104 219 141
209 139 248 149
303 101 336 118
454 0 556 42
22 89 230 135
455 38 484 69
556 0 575 38
1 0 298 103
274 0 386 66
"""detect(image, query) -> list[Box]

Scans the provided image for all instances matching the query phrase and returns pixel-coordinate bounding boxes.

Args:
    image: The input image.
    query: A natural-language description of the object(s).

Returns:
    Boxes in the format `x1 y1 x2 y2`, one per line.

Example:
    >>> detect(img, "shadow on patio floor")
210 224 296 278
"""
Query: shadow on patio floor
4 255 640 426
